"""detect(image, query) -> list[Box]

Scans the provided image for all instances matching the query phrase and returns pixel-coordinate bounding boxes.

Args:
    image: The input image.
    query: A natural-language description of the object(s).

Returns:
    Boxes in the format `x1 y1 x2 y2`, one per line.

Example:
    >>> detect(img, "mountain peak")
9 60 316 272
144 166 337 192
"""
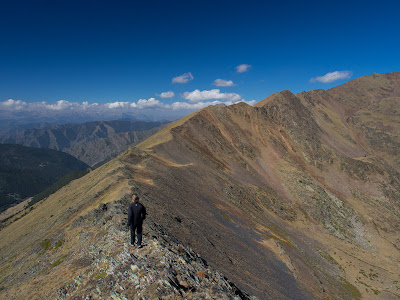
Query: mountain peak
326 71 400 108
1 71 400 299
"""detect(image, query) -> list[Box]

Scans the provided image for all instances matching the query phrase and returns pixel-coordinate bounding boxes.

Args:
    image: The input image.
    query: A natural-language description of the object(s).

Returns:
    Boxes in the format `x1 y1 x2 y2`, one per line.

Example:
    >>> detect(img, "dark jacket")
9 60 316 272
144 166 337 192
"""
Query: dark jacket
128 202 146 226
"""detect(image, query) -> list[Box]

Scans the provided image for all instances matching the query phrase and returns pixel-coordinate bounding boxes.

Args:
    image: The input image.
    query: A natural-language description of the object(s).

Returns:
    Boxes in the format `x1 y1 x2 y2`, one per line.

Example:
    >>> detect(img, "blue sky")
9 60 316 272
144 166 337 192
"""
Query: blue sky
1 0 399 123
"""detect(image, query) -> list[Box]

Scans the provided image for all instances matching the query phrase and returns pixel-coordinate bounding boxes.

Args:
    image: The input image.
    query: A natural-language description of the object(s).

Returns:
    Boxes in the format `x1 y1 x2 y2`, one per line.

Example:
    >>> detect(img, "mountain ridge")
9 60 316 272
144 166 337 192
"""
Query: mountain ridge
1 71 399 299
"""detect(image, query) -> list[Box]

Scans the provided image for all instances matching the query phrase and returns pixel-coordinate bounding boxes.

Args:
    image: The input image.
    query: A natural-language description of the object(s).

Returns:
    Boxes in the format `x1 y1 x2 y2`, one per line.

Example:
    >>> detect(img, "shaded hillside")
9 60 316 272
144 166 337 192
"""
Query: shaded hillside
0 120 167 166
63 128 166 167
1 72 399 299
0 144 89 212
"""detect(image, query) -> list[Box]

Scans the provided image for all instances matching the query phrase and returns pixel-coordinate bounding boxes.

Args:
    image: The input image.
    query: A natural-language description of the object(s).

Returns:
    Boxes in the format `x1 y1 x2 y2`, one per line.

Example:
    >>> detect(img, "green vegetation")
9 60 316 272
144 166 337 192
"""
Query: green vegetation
41 239 51 251
29 169 90 207
0 144 89 212
40 238 64 255
357 279 372 288
339 276 361 299
368 271 379 280
50 255 66 268
0 213 18 226
54 239 63 249
359 269 379 281
318 249 339 265
94 270 108 279
372 289 380 295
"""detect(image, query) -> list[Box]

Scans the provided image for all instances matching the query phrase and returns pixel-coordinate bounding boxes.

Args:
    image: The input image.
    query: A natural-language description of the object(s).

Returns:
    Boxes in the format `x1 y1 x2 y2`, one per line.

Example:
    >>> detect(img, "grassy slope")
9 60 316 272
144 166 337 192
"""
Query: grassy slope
1 72 400 299
0 158 131 296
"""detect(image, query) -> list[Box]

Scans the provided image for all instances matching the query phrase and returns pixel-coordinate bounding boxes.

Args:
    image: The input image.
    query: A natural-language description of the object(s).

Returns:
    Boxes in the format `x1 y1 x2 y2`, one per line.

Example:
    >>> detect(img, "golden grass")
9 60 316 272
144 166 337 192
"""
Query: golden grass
0 156 131 299
136 109 201 150
257 238 296 275
0 198 30 221
134 177 154 186
152 154 194 168
0 157 129 278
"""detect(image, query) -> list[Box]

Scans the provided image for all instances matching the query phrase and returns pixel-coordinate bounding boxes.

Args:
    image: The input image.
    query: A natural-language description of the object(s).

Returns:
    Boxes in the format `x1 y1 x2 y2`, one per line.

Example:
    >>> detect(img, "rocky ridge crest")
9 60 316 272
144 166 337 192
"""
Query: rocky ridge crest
2 197 254 299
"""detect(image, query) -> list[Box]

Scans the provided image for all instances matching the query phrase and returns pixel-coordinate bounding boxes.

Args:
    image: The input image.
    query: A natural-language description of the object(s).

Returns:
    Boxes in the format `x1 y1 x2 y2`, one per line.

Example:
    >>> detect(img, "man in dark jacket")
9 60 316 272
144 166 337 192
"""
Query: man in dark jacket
128 193 147 247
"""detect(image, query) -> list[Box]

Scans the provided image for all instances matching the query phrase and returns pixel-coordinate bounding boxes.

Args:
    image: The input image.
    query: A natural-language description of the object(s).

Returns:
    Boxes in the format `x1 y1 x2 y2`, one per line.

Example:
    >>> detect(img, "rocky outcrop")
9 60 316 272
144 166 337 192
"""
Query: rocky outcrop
1 198 254 299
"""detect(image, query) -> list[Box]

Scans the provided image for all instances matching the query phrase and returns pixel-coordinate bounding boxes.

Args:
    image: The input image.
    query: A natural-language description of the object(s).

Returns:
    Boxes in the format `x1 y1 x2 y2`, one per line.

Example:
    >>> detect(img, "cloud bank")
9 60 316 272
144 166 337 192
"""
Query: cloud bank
236 64 251 73
310 71 352 83
0 95 256 126
213 79 235 87
172 72 194 84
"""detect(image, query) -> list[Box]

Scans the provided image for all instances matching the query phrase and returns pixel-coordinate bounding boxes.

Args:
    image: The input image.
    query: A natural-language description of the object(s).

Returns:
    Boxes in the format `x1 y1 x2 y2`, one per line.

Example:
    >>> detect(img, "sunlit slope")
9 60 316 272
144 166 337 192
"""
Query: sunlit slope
0 158 131 297
1 71 399 299
119 73 400 299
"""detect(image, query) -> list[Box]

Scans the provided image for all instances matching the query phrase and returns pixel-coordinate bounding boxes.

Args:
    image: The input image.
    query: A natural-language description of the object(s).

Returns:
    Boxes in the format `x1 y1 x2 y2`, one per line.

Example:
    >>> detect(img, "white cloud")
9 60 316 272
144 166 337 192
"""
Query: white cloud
136 98 164 108
172 72 194 84
0 99 27 110
105 101 130 109
45 100 76 110
236 64 251 73
81 101 99 109
169 101 211 110
182 89 242 103
158 91 175 98
213 79 235 87
244 100 257 106
310 71 352 83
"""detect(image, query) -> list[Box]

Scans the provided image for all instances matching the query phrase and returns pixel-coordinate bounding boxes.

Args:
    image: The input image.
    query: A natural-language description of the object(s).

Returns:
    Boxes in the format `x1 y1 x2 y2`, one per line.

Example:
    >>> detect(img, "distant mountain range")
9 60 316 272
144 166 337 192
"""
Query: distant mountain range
0 144 89 212
0 121 55 136
0 111 154 136
1 72 399 299
0 120 167 166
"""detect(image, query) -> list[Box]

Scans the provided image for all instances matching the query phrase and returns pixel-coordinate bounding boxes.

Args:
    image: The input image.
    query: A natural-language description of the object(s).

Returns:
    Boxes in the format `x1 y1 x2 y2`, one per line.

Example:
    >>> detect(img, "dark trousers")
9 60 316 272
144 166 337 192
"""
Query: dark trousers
130 223 143 245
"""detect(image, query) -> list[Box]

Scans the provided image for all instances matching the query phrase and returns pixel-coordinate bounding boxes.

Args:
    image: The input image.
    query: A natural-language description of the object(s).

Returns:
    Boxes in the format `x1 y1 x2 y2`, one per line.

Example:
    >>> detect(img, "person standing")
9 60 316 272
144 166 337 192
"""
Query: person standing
128 193 147 247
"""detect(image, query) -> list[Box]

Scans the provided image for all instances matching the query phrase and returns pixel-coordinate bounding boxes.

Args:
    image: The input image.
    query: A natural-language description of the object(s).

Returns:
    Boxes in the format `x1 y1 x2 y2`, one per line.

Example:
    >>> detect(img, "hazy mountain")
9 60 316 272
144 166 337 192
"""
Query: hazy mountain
0 144 89 212
1 72 399 299
0 110 154 136
0 121 55 136
0 120 167 166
